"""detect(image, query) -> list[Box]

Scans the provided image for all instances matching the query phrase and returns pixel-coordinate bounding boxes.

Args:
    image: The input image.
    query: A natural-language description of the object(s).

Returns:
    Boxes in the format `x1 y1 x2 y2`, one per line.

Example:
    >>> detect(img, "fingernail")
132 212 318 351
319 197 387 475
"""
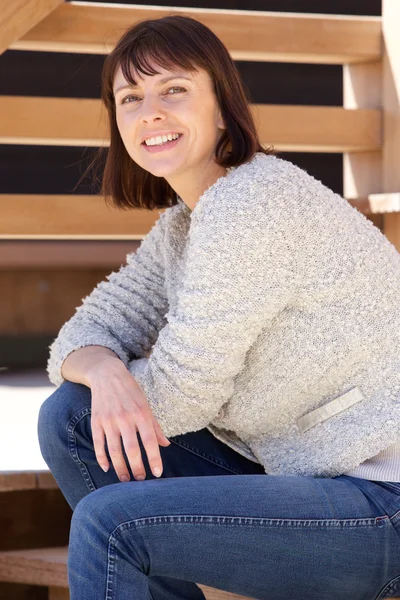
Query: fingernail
101 464 109 472
120 475 129 482
153 467 162 477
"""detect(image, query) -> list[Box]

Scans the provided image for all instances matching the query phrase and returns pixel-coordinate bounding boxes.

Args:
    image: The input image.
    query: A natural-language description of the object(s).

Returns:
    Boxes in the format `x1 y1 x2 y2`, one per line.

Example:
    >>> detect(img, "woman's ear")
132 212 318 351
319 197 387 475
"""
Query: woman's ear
217 112 226 130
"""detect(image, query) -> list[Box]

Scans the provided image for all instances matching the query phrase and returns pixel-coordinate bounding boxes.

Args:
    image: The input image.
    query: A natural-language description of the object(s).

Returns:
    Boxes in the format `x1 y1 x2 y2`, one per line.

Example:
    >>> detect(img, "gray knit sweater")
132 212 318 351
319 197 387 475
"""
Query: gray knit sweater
47 152 400 478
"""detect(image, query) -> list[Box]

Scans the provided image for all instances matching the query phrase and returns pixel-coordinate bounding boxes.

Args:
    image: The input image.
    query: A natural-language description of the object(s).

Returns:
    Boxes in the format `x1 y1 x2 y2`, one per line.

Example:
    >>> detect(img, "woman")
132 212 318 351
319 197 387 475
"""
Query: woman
38 14 400 600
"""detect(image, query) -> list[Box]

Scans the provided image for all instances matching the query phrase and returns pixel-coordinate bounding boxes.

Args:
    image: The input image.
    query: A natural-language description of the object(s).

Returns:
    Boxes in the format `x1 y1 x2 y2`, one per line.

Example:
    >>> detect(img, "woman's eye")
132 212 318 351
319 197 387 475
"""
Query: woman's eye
120 95 139 105
120 87 185 105
166 87 186 95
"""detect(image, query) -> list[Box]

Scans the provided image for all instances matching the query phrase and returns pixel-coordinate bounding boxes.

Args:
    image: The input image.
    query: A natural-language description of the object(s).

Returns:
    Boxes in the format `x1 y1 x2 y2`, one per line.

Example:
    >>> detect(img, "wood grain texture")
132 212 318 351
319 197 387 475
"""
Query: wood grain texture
0 269 111 334
0 96 382 152
8 2 382 64
381 0 400 251
0 0 63 55
0 194 161 239
0 490 71 552
0 241 140 269
0 471 57 492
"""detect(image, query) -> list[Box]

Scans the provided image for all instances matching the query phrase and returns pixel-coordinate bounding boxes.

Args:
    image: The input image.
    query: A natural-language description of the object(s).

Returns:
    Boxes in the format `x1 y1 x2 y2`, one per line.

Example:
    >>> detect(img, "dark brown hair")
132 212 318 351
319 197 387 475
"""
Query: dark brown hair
85 14 273 211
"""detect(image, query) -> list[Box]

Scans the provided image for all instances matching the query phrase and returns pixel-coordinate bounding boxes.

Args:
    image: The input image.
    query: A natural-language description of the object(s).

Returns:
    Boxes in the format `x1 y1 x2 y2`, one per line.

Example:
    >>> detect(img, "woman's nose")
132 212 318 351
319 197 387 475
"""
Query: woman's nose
140 95 166 123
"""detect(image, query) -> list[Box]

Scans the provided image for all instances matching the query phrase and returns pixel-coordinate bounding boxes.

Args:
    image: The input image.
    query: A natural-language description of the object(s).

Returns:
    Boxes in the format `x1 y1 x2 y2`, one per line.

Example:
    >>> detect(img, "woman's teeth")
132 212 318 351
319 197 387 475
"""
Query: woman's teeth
144 134 181 146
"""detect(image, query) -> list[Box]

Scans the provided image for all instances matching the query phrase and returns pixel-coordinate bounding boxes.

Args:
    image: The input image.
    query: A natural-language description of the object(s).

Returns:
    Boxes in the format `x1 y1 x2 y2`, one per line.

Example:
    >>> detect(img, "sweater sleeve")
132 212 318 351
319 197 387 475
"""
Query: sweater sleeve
46 210 169 387
132 182 299 437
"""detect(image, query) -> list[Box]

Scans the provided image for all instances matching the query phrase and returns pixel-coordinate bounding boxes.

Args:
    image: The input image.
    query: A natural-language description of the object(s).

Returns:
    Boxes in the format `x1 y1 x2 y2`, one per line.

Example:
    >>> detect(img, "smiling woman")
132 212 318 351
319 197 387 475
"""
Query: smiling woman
93 14 272 212
39 12 400 600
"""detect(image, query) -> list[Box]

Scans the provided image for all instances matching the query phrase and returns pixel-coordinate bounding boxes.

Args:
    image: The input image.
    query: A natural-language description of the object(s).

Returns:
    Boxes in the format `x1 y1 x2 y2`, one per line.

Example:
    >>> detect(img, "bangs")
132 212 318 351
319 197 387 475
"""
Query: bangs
120 38 199 85
104 26 204 106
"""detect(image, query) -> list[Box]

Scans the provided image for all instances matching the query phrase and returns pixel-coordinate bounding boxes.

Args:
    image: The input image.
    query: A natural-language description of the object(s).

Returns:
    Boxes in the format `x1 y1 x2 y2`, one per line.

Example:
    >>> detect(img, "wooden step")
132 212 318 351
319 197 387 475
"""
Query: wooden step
7 2 382 65
0 240 140 268
0 96 381 153
0 546 256 599
0 194 159 240
0 191 395 242
0 471 57 493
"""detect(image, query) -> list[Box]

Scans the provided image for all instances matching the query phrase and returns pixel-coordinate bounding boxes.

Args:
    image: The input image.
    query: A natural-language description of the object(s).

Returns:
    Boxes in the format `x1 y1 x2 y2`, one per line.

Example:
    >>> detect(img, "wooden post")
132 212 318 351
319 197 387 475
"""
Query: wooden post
382 0 400 250
343 60 383 231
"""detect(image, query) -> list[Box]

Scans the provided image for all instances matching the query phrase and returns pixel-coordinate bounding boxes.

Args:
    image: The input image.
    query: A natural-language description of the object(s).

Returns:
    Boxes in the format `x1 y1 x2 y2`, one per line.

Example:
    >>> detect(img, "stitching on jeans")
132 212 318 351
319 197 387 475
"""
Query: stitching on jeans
169 438 248 475
374 574 400 600
67 406 97 493
105 514 387 599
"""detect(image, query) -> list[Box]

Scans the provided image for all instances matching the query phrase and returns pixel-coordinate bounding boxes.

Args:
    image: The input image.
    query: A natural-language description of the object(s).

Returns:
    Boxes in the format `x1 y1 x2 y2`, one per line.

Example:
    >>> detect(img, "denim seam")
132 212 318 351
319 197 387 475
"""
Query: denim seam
105 514 389 599
391 509 400 526
67 406 97 494
169 438 247 475
374 573 400 599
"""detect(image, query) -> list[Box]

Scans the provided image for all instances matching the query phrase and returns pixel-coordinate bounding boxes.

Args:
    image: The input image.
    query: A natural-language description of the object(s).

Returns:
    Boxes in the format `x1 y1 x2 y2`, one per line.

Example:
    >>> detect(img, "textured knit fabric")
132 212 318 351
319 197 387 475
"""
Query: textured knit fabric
47 152 400 478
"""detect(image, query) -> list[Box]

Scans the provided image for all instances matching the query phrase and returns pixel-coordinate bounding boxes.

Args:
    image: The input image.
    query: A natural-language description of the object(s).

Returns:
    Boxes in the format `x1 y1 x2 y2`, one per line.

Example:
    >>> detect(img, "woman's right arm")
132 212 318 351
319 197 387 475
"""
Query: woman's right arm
47 209 169 388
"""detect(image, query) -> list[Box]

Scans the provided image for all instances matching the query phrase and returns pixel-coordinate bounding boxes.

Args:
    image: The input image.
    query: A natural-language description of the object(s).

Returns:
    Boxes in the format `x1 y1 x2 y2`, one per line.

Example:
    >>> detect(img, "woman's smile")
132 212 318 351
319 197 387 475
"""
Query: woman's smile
141 133 183 153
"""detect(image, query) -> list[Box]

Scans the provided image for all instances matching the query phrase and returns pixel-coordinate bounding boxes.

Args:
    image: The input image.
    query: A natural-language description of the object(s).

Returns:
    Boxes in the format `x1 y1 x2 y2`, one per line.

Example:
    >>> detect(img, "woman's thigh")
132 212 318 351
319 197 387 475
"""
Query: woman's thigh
69 472 400 600
38 380 264 510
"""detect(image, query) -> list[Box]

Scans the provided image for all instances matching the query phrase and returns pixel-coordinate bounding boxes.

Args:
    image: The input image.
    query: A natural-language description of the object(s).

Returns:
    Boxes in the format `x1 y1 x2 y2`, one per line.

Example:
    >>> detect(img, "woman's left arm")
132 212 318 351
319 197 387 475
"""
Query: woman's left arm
133 183 299 437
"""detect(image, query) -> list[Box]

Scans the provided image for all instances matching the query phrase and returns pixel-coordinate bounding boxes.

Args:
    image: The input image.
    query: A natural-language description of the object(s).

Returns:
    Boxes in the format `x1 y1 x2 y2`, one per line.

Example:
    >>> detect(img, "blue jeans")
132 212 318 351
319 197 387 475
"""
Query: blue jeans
37 381 400 600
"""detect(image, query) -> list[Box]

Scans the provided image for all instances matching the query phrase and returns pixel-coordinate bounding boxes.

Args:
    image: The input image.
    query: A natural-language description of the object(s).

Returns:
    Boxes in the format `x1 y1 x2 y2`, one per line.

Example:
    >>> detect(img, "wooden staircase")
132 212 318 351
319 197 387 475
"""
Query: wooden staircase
1 1 400 598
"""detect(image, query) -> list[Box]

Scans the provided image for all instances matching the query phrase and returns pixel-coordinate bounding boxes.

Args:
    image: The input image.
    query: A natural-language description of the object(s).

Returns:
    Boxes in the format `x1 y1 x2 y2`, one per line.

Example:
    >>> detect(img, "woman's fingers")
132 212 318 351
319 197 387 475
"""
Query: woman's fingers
104 427 132 482
92 423 110 473
153 416 171 447
120 413 164 479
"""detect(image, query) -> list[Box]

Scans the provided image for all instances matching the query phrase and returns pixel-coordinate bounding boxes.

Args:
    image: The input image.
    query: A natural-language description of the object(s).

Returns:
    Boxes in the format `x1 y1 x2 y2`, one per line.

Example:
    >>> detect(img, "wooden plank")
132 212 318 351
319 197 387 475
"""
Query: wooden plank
0 472 36 493
0 195 160 240
0 96 382 153
0 471 57 493
382 0 400 252
8 2 382 64
254 105 381 153
0 547 68 587
0 270 110 334
0 0 63 56
0 582 47 599
0 490 71 552
342 60 384 235
0 241 140 269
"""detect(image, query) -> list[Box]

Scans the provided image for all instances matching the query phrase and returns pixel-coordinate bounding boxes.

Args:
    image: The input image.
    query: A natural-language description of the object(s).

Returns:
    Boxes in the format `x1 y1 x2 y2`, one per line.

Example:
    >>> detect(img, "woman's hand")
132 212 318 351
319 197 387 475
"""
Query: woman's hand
86 356 171 481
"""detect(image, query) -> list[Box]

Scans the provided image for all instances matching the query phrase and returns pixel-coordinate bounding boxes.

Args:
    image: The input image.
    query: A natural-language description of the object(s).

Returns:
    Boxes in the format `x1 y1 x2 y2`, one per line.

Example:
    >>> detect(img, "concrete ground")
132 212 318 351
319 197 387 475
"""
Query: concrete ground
0 368 55 471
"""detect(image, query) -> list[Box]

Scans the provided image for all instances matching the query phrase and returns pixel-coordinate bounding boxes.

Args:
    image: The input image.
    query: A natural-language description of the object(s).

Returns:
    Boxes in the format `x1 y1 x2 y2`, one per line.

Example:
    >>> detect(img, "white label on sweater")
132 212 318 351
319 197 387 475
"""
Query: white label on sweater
297 387 365 434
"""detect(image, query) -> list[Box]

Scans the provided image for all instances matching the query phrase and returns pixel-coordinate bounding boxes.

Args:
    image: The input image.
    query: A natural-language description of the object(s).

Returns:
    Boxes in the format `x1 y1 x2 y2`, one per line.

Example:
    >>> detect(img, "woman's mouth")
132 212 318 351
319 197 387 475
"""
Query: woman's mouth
142 134 183 153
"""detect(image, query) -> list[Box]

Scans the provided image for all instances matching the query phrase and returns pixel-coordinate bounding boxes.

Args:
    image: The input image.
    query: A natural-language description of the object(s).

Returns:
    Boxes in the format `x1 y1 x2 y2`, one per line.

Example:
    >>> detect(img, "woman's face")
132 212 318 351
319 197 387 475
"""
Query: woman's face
113 60 225 186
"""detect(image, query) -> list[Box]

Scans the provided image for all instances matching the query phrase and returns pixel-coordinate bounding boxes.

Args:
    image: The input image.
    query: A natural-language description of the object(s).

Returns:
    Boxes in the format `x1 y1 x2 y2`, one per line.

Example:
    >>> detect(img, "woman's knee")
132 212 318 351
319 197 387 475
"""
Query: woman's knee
38 380 92 461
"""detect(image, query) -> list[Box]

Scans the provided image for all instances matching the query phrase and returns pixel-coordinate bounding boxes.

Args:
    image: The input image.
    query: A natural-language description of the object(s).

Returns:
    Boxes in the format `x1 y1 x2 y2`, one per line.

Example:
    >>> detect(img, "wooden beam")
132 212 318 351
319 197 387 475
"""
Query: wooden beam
0 195 161 240
0 97 382 153
0 471 57 493
342 61 383 233
0 241 140 268
0 270 112 334
9 2 382 64
253 105 381 153
0 0 63 56
0 547 68 587
381 0 400 251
